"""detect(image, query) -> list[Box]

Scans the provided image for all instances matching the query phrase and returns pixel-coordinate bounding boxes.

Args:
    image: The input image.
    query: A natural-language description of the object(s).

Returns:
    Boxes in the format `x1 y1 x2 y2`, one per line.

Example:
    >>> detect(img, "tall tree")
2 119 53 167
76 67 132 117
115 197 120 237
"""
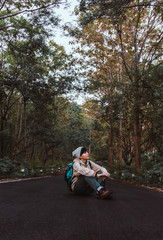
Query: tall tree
0 12 76 164
71 0 162 172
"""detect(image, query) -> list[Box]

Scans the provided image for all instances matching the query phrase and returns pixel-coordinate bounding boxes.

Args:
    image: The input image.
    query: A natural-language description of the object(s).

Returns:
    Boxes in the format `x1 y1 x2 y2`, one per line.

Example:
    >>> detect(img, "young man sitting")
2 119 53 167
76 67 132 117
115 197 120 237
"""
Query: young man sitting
71 146 113 199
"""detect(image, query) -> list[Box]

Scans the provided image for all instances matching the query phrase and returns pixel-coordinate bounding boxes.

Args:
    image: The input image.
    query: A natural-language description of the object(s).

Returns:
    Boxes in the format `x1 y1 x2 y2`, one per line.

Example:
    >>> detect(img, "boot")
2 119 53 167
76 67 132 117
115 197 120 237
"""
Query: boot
96 188 113 200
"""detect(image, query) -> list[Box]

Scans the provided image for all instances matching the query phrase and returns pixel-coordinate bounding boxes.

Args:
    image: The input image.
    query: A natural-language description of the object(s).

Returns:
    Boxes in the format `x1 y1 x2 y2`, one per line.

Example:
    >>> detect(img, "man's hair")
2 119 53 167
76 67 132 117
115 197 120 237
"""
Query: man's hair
80 147 87 156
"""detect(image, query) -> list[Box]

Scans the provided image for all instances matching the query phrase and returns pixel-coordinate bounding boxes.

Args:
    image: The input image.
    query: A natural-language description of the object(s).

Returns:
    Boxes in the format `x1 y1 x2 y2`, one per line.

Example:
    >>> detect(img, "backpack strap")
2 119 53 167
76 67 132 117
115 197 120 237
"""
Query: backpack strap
89 161 92 169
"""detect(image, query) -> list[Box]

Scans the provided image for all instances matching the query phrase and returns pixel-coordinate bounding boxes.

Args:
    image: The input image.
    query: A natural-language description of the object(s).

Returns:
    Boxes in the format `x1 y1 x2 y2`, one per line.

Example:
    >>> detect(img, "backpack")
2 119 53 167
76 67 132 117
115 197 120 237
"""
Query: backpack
64 161 92 192
64 163 74 191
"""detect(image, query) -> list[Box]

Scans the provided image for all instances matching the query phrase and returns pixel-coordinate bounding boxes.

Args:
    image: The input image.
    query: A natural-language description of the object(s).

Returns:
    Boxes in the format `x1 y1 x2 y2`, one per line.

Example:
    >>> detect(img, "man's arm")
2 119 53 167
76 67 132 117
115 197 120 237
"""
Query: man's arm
90 161 110 178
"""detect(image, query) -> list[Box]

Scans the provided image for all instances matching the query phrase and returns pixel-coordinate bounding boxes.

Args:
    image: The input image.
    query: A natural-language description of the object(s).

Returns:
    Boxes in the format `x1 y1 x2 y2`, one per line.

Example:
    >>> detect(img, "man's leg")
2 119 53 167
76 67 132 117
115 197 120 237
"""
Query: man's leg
96 171 105 188
74 172 112 199
84 172 112 199
74 175 94 195
74 171 105 195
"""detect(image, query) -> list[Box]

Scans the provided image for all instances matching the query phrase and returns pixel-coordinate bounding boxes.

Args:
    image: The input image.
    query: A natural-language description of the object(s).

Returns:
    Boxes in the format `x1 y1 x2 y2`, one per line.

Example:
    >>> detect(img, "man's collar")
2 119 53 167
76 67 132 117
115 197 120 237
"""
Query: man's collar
80 160 90 166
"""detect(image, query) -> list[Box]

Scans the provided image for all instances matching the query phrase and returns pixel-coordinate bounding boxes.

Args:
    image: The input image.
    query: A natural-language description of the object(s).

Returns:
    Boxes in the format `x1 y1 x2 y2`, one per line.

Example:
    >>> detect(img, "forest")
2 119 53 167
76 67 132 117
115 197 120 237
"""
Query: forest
0 0 162 188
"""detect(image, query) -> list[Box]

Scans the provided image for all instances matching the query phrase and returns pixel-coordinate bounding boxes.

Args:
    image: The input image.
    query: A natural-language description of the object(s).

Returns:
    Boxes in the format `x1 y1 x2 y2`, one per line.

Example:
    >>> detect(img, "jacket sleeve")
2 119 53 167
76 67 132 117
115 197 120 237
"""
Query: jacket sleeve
73 161 96 177
90 161 110 177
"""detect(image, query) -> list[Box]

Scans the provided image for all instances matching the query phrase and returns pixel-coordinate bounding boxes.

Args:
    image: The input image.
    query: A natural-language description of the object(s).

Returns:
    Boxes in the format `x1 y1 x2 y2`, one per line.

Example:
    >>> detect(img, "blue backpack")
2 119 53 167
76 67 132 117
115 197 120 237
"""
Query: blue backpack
64 163 74 191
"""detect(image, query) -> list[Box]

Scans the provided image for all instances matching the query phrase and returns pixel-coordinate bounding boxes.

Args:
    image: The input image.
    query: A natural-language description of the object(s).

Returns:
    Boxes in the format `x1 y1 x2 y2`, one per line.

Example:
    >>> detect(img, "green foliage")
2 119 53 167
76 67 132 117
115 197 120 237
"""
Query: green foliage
112 152 163 188
57 103 91 161
79 0 162 25
0 7 77 164
0 157 17 178
0 0 62 23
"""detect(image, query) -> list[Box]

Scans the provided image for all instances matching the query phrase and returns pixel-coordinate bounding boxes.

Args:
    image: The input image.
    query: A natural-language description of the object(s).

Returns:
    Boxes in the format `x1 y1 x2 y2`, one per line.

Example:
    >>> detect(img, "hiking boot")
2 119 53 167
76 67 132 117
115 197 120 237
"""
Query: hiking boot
96 188 113 200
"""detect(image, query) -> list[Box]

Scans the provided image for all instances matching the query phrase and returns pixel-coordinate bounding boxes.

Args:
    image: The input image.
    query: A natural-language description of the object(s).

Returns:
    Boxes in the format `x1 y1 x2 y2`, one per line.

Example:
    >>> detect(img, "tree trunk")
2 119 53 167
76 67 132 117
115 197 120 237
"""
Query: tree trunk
119 62 123 175
0 116 4 158
134 101 141 173
24 98 28 167
108 86 114 172
12 96 23 160
133 72 141 172
133 34 141 173
119 112 123 175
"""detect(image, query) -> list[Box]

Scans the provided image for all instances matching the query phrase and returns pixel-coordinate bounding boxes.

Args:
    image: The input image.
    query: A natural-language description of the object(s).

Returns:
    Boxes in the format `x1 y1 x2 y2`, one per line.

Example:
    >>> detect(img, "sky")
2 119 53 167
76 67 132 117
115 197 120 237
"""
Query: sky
53 0 79 53
52 0 92 105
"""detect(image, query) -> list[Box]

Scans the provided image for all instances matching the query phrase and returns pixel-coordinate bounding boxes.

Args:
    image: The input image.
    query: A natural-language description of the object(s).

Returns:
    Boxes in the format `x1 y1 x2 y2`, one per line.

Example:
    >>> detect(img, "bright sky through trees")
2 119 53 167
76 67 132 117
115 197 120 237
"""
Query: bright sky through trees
53 0 90 104
53 0 78 53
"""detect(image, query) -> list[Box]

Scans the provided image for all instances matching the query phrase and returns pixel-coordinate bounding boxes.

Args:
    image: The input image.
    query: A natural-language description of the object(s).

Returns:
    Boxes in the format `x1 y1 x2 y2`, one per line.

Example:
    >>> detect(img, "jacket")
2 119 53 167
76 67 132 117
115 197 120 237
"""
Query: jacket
71 157 110 191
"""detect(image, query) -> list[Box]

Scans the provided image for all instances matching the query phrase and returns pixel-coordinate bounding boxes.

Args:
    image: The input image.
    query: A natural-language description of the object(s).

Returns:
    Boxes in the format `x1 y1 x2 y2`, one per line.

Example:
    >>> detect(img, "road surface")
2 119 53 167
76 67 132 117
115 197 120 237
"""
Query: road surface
0 175 163 240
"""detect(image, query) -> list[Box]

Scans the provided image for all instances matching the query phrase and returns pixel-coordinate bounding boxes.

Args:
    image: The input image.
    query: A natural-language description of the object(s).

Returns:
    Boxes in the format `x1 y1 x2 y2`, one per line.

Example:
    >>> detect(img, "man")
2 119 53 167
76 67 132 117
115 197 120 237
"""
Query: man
71 146 113 199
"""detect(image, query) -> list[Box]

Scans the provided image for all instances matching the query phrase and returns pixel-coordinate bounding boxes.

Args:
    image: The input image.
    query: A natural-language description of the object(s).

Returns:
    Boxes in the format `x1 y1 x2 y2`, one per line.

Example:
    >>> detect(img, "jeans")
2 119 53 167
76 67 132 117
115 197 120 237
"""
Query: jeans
74 171 105 195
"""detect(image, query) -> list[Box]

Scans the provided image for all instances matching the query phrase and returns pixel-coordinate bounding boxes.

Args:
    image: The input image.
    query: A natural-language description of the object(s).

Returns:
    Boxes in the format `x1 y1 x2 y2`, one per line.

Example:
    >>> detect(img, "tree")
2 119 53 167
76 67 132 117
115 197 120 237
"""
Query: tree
0 12 76 166
71 0 162 172
68 18 130 171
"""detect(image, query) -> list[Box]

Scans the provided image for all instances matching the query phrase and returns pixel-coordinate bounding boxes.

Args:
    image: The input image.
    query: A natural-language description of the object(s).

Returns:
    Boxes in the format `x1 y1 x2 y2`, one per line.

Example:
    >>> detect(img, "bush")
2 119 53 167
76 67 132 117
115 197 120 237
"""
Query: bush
0 157 17 178
111 152 163 188
139 152 163 187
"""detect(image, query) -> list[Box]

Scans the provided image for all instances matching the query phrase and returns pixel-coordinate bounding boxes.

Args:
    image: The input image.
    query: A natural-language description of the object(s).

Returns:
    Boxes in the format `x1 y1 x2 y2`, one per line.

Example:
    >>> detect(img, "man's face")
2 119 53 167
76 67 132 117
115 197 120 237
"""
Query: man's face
80 151 89 160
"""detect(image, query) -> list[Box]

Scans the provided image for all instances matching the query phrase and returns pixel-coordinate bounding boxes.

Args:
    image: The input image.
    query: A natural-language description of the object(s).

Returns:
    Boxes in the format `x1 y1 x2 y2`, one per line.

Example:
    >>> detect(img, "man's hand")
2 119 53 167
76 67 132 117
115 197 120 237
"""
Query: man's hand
96 173 108 180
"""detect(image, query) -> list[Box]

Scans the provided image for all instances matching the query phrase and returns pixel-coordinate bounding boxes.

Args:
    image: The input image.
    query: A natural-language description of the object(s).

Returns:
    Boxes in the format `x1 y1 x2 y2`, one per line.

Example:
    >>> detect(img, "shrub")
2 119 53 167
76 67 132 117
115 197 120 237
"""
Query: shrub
0 157 17 178
110 152 163 188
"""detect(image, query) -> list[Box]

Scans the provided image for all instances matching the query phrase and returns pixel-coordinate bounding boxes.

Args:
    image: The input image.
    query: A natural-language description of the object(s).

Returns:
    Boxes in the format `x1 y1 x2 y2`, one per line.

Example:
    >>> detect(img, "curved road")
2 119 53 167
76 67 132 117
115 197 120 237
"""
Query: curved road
0 175 163 240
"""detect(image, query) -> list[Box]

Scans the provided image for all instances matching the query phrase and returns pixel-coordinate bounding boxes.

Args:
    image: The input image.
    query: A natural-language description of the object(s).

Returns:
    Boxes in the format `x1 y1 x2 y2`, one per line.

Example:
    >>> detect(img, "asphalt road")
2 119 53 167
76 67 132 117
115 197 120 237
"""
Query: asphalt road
0 175 163 240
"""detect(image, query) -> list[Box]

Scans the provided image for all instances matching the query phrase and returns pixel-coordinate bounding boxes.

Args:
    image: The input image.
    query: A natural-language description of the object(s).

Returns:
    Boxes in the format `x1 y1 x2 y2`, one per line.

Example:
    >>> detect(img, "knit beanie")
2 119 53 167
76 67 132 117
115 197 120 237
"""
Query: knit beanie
72 146 87 158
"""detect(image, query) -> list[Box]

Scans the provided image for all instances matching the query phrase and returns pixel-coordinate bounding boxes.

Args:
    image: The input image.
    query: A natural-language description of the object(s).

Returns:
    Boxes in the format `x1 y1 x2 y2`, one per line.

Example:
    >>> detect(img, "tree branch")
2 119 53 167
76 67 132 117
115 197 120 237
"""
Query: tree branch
0 0 7 11
117 25 133 82
138 14 157 62
0 1 65 20
122 3 163 8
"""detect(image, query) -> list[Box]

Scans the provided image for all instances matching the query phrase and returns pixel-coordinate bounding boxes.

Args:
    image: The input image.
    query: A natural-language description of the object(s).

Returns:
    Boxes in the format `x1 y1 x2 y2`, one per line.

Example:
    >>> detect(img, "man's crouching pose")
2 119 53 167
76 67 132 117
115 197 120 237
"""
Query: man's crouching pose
71 146 113 200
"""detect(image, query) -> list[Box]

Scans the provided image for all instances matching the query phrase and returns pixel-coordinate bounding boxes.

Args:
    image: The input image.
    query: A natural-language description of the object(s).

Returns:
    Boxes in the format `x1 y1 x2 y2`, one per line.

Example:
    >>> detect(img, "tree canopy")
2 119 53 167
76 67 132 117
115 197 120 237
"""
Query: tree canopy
79 0 163 25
